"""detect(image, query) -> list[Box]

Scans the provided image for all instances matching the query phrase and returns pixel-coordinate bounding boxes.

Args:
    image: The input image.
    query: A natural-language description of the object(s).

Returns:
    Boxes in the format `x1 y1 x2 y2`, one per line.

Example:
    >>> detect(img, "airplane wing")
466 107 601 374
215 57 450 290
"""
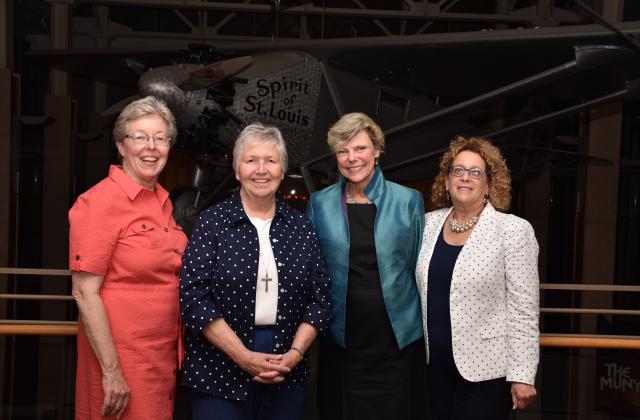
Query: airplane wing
26 21 640 95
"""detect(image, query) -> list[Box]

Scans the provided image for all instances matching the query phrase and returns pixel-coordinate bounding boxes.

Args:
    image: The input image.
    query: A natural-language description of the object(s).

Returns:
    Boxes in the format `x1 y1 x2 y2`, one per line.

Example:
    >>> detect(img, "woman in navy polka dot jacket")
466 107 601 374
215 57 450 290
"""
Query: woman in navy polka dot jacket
179 123 332 420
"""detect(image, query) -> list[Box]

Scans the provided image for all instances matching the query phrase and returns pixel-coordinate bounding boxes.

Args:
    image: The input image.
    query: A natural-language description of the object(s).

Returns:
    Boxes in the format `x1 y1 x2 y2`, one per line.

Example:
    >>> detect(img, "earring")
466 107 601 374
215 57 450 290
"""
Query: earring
483 193 489 205
375 158 379 166
446 191 450 202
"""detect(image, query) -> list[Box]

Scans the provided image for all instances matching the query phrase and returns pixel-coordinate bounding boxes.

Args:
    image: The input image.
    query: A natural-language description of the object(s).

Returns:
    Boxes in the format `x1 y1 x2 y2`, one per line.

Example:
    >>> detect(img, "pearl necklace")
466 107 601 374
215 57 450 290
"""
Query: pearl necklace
449 213 479 233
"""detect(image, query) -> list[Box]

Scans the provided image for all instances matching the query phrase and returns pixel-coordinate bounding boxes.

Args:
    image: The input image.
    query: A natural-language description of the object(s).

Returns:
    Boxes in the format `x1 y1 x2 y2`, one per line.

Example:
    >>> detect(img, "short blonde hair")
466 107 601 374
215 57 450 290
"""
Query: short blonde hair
327 112 385 153
432 136 511 211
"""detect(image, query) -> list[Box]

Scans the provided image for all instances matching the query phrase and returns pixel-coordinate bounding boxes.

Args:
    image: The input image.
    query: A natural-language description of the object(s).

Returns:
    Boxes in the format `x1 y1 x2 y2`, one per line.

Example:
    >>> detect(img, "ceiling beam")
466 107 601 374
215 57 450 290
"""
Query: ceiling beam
173 9 195 31
48 0 580 24
353 0 393 36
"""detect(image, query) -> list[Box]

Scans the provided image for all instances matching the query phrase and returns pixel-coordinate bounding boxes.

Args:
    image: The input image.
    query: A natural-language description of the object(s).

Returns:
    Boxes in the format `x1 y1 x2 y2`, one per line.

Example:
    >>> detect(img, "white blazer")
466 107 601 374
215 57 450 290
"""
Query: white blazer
415 203 539 385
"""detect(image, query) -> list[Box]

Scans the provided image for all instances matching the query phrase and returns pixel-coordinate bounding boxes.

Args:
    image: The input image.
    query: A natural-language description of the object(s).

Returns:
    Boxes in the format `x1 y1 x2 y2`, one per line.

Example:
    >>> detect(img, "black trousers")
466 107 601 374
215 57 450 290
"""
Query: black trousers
428 363 512 420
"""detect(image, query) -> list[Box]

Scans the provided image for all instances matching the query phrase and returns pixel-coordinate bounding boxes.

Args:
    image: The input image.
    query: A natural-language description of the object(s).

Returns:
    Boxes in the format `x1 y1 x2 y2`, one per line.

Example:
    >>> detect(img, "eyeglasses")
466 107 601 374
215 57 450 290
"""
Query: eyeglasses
124 132 171 147
448 165 488 179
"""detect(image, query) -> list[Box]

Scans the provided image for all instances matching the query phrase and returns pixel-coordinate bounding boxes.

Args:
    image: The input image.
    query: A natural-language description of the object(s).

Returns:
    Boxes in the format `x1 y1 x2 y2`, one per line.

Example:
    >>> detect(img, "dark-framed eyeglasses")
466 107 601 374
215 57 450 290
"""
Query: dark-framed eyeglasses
124 132 171 147
448 165 488 179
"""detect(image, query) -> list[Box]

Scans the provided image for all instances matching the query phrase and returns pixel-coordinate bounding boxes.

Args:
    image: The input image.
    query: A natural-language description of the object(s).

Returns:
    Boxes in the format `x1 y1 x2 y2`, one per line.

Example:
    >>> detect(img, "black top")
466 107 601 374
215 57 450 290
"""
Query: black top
344 203 397 356
427 226 463 366
347 203 379 276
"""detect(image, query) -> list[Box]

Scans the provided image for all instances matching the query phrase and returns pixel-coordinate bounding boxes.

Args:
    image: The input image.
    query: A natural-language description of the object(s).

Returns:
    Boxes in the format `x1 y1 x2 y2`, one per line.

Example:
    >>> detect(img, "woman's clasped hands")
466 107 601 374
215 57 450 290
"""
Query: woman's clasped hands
235 348 302 384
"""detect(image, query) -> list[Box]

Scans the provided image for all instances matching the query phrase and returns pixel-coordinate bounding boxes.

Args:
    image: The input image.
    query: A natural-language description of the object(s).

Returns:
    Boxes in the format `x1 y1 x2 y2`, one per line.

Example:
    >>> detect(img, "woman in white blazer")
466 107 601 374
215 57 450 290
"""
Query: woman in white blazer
415 136 539 420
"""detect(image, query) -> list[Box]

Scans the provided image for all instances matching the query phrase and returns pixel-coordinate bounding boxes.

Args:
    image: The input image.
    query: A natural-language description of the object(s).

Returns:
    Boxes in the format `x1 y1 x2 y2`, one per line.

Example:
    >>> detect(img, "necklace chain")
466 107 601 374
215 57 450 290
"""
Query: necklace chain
255 218 274 292
345 183 372 204
449 213 479 233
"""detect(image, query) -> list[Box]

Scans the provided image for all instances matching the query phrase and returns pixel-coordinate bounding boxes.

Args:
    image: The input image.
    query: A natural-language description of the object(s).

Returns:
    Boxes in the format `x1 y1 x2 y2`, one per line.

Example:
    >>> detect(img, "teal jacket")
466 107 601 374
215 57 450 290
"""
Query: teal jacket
306 167 425 349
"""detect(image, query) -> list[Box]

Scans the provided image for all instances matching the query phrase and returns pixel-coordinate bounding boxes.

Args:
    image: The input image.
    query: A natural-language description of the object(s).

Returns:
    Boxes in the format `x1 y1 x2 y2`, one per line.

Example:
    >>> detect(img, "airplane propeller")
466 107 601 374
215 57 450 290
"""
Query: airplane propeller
100 56 253 118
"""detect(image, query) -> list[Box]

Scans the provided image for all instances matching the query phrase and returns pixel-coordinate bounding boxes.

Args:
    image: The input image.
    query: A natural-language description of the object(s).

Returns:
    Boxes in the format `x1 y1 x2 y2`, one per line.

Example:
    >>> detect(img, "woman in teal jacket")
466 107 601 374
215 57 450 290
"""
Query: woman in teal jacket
307 112 427 420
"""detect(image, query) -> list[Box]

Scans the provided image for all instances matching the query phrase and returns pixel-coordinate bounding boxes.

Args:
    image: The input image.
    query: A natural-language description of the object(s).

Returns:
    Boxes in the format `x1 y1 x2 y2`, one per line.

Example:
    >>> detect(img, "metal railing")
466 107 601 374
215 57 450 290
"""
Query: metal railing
1 267 639 348
1 267 76 335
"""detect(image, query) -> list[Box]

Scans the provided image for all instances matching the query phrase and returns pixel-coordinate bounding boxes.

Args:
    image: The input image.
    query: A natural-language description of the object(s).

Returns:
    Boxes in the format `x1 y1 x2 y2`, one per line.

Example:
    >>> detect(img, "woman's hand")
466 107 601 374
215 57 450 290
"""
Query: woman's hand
101 366 131 418
280 349 303 370
257 349 303 383
235 350 290 384
256 323 315 384
511 382 537 409
202 319 291 384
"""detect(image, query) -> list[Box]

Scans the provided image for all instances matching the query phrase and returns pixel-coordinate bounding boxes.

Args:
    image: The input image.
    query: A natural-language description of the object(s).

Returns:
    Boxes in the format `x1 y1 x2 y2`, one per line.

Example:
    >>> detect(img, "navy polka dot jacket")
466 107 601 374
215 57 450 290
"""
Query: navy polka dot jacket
179 190 332 400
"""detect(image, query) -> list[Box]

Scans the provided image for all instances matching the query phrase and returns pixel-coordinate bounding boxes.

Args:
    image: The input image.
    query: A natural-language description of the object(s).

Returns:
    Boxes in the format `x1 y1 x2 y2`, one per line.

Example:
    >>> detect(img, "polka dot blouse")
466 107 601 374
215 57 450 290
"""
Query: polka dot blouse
179 190 332 400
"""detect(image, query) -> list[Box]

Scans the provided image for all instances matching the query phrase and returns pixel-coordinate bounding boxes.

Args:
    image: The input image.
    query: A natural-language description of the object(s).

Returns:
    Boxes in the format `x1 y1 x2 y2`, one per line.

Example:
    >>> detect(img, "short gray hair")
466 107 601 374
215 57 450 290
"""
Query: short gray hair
232 122 288 173
113 96 177 146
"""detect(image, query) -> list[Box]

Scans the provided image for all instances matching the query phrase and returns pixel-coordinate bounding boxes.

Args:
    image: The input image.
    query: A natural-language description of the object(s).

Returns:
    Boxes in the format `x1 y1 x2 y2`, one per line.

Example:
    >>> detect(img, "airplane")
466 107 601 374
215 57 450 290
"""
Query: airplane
25 3 640 233
94 46 328 232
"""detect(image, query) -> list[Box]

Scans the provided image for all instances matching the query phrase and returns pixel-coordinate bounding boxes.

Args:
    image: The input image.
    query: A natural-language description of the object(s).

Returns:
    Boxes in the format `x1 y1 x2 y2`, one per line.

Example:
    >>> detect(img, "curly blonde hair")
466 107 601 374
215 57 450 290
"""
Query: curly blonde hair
431 136 511 211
